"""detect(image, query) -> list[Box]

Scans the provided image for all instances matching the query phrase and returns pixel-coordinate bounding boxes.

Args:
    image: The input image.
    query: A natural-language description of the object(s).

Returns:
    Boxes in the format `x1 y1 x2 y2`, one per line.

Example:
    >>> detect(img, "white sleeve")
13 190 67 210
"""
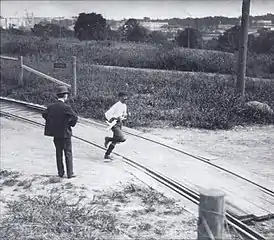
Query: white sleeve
105 103 118 121
124 105 128 117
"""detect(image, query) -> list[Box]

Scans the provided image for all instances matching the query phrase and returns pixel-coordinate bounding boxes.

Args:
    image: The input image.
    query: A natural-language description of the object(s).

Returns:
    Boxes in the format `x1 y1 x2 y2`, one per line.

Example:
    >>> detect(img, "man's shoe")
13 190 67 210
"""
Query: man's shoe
58 175 64 178
104 155 114 162
67 174 76 179
104 137 110 148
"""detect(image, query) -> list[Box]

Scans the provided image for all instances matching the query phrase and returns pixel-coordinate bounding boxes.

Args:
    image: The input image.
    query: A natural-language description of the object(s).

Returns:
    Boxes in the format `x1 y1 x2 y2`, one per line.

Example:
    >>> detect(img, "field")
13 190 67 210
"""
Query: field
1 31 274 78
0 170 197 240
1 32 274 129
1 105 273 240
0 116 199 240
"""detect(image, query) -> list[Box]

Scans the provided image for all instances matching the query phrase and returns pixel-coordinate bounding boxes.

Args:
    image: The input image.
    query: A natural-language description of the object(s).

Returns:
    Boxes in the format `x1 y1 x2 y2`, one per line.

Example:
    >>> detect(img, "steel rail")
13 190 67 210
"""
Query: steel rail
0 105 267 240
1 96 273 198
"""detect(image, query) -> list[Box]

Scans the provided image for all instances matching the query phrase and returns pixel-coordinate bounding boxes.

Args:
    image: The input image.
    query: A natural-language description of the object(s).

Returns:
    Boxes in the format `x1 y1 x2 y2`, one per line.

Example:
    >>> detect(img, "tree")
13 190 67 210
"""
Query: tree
217 25 253 53
121 18 148 42
217 25 241 52
175 28 202 48
251 30 274 54
31 23 73 38
147 31 168 44
74 12 108 40
106 29 122 41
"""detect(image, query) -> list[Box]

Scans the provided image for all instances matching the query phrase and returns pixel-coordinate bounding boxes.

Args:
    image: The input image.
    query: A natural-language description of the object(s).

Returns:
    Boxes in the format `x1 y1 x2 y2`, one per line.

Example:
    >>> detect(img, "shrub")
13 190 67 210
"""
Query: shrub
2 32 274 78
1 58 273 130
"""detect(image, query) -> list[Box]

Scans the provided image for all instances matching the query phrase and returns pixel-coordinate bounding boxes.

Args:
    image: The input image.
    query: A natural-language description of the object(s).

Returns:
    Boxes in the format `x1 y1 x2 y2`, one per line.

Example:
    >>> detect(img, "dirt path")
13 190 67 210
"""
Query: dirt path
137 125 274 184
0 116 198 240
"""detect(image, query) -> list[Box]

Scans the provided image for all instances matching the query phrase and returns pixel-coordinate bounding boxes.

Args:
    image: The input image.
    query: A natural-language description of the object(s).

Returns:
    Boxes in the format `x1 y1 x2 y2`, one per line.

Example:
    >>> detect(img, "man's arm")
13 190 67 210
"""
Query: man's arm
42 108 48 120
65 105 78 127
105 103 118 122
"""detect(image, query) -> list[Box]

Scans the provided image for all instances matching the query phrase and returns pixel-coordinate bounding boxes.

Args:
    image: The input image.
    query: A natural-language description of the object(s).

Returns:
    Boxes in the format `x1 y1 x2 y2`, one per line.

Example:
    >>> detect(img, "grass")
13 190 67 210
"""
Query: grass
0 170 20 178
17 179 33 189
0 182 197 240
1 31 273 78
43 176 62 185
1 57 274 130
1 32 274 130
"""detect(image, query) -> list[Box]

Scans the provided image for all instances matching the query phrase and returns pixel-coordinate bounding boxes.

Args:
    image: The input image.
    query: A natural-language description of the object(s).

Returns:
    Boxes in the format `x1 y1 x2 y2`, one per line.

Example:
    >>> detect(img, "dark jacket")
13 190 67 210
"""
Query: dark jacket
42 100 78 138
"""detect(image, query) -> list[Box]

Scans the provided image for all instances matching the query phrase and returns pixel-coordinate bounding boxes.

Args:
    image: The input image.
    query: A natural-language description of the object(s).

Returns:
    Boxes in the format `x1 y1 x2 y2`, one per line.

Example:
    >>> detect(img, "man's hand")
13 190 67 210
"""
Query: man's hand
109 117 117 123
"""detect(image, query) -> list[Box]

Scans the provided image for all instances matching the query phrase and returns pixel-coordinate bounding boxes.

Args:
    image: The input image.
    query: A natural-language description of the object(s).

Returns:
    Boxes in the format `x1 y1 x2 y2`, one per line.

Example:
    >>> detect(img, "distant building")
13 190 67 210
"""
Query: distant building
254 20 272 28
0 16 75 30
217 24 235 30
108 19 126 30
139 21 169 31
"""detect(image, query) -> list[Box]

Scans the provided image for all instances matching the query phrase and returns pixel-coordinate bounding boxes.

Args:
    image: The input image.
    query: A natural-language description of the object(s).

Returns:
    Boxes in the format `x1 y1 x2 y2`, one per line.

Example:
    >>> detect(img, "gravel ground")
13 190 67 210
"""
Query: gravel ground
137 124 274 239
0 116 197 239
138 125 274 185
1 116 273 239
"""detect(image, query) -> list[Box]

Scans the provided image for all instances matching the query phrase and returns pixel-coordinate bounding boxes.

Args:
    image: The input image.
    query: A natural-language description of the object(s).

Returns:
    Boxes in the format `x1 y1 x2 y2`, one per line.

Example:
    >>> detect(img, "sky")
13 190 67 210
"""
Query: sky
1 0 274 20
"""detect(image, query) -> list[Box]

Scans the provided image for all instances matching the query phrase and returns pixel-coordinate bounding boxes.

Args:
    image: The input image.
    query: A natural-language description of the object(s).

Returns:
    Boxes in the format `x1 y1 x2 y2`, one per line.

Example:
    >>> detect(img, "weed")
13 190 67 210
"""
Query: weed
43 176 62 185
2 178 19 187
0 170 19 178
17 179 33 189
1 33 274 130
138 222 153 231
64 182 74 189
0 191 119 240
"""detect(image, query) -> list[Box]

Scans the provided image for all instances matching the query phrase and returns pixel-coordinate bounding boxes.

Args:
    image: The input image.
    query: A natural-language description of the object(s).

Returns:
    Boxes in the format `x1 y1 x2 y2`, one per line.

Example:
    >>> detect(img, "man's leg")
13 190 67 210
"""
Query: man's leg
53 138 64 177
104 126 125 160
115 125 126 143
104 127 117 159
104 142 116 159
63 137 74 178
104 136 113 148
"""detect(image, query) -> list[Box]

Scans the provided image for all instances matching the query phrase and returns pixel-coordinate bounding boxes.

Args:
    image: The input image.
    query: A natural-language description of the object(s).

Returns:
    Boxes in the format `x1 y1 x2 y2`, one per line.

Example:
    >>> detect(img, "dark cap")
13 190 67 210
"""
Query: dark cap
56 85 69 95
118 92 127 97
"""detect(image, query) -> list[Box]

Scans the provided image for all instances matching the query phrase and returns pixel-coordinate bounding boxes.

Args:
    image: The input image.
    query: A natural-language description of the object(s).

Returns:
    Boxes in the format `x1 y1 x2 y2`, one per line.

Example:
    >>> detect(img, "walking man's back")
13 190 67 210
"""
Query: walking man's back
42 86 78 178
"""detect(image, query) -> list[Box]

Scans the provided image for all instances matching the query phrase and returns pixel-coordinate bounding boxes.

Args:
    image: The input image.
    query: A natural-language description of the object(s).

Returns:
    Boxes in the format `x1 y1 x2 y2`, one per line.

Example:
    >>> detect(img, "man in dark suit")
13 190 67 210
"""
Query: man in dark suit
42 86 78 179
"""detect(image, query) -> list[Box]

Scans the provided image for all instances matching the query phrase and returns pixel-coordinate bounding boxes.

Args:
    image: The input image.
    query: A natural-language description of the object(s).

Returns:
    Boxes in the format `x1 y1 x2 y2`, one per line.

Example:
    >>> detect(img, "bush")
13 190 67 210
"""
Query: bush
1 33 274 130
156 48 235 74
1 57 273 130
1 32 273 78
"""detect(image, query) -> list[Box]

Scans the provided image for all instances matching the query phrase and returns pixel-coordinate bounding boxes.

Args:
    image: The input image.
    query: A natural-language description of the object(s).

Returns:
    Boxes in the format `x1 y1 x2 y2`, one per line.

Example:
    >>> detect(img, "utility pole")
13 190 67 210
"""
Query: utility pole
236 0 251 100
187 27 190 48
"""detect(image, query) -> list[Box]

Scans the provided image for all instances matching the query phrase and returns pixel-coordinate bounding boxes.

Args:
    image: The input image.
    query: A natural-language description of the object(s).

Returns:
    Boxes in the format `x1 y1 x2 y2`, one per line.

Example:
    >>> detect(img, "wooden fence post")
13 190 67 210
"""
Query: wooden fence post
19 56 24 86
72 56 77 97
197 189 225 240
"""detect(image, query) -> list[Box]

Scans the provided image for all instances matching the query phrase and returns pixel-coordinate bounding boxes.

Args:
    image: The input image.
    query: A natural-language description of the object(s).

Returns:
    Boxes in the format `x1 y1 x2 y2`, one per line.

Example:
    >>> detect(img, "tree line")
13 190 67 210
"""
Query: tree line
74 12 274 54
2 12 273 54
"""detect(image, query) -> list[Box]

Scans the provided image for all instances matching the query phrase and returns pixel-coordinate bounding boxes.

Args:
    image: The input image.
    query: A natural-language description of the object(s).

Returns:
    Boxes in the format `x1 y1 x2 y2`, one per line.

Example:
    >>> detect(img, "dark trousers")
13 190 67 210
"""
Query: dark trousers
105 124 126 156
53 137 73 177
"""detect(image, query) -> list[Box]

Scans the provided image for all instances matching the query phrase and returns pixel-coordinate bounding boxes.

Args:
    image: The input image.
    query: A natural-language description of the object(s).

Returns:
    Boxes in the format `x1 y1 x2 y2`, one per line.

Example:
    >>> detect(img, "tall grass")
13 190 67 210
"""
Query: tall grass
1 57 273 129
1 32 273 78
0 183 194 240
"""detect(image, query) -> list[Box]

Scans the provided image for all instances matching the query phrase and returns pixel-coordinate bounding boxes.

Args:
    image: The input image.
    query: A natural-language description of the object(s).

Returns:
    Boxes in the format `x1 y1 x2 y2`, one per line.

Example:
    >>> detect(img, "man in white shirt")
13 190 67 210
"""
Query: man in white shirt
104 92 128 161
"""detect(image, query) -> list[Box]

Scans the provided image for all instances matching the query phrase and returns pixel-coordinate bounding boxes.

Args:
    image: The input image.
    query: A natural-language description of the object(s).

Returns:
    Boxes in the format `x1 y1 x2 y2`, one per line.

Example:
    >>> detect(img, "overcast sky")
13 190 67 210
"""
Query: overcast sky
1 0 273 19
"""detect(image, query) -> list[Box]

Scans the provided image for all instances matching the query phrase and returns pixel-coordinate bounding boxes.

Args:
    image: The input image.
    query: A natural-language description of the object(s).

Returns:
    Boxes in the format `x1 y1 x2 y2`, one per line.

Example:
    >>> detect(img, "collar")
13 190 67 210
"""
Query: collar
58 98 65 102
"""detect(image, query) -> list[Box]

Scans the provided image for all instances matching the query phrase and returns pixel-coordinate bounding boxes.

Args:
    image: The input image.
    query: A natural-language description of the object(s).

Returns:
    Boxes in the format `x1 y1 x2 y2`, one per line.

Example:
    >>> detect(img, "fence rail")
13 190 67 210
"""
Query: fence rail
0 55 76 96
21 64 71 88
0 55 18 61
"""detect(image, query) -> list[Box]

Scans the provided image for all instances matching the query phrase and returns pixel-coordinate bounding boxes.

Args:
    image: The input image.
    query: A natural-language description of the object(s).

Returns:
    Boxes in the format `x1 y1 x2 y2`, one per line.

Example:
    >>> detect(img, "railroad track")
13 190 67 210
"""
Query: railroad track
0 96 270 240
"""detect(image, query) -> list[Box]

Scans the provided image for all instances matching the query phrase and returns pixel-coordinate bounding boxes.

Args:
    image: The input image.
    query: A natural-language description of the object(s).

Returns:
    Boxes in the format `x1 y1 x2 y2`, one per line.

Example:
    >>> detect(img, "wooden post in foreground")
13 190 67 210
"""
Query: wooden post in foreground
18 56 24 86
197 189 225 240
72 56 77 97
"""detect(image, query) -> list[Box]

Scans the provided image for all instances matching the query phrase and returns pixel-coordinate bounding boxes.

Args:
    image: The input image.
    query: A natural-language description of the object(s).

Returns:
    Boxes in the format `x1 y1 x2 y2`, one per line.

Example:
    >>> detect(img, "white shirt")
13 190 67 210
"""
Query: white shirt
105 101 127 121
58 98 65 102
